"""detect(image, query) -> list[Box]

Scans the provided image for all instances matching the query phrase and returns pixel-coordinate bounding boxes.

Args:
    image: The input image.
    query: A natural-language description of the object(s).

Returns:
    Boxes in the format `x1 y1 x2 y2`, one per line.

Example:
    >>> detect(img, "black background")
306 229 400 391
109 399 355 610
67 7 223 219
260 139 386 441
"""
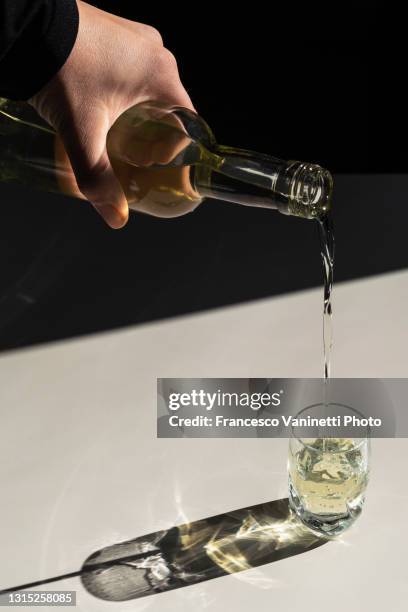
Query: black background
94 1 378 173
0 1 405 352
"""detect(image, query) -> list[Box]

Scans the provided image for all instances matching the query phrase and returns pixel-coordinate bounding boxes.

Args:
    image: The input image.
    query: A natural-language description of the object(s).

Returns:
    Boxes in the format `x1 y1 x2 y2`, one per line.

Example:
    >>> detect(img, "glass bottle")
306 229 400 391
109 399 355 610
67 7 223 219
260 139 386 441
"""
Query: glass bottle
0 99 332 220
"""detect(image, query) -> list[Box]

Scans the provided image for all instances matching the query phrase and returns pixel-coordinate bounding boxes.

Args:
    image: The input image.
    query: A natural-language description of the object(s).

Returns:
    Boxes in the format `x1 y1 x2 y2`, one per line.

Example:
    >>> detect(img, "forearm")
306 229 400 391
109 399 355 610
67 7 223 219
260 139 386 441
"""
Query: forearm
0 0 79 100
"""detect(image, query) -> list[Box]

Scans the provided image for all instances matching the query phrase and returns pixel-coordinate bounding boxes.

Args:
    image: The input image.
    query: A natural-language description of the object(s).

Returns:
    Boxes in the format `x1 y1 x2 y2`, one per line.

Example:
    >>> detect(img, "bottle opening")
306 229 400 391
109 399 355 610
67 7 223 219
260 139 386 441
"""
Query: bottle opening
285 161 333 219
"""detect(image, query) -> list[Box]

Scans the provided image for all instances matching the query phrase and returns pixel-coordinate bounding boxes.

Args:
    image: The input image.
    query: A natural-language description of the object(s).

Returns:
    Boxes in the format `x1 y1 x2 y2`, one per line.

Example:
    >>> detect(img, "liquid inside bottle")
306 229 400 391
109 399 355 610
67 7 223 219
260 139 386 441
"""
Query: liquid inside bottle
0 99 333 220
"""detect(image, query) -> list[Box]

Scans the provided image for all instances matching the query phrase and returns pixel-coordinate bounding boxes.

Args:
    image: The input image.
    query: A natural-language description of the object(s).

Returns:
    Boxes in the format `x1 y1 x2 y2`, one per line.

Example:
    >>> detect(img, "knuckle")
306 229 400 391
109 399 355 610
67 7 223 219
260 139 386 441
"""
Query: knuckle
156 48 178 73
143 25 163 46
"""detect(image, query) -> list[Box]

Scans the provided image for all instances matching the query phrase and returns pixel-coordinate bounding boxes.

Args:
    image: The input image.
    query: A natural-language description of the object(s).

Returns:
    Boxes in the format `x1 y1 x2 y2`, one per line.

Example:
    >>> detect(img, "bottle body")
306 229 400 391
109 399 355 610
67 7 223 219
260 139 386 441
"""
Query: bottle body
0 99 332 219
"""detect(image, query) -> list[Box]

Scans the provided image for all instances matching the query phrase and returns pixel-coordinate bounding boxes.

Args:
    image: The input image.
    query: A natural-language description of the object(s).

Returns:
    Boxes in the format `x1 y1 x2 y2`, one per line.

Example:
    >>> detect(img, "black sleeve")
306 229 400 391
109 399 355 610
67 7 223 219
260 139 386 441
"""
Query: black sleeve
0 0 79 100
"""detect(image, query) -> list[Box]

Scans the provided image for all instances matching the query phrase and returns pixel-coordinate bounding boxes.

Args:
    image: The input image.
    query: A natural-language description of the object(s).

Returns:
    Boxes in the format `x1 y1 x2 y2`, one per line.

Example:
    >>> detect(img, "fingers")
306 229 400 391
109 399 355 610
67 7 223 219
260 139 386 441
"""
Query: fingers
60 107 129 229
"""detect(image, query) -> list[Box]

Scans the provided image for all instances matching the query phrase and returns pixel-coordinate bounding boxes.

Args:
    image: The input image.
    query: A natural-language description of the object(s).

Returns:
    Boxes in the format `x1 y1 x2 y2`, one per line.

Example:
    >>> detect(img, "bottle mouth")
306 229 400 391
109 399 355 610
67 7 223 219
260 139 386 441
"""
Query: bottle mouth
285 161 333 219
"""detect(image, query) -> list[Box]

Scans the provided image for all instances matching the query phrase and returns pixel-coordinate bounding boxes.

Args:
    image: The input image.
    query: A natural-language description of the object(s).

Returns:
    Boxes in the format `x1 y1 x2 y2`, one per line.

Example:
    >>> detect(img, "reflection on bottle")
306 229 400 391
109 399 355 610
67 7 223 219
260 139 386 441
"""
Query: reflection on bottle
81 498 327 602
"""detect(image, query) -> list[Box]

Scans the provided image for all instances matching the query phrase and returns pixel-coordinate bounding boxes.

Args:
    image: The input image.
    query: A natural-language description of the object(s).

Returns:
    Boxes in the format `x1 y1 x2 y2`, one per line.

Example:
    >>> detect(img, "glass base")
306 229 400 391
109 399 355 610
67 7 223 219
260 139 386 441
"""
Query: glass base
288 479 364 537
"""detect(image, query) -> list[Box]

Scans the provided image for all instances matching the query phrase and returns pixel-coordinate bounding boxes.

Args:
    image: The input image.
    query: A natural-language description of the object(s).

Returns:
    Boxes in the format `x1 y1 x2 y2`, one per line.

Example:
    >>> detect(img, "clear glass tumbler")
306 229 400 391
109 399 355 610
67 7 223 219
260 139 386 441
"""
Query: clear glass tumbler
288 403 370 537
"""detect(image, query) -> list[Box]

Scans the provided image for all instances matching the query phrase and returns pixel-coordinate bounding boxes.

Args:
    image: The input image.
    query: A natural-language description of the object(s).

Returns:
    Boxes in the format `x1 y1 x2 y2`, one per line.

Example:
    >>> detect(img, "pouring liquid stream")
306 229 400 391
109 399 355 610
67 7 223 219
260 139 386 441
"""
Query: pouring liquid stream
318 214 335 410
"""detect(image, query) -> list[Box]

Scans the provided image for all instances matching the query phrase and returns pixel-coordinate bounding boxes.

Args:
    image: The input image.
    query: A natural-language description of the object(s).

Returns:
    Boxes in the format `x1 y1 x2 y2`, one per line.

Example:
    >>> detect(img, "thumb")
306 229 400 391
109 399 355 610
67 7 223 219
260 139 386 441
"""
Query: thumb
60 108 129 229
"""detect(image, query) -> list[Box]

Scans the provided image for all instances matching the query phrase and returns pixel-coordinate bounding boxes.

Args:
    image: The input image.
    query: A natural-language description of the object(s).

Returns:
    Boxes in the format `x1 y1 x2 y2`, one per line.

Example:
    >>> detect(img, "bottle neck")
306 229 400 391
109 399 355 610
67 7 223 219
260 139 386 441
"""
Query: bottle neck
194 146 332 220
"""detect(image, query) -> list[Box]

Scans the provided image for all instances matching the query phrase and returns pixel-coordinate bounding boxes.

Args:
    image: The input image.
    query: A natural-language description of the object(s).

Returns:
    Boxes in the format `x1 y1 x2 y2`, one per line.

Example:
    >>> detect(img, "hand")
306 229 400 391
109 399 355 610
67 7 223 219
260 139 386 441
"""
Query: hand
29 1 194 228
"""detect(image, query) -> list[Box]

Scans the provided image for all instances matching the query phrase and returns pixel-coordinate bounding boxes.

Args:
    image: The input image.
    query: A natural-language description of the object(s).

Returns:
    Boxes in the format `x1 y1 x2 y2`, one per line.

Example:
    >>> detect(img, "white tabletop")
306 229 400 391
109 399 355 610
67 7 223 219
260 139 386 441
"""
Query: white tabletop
1 269 407 610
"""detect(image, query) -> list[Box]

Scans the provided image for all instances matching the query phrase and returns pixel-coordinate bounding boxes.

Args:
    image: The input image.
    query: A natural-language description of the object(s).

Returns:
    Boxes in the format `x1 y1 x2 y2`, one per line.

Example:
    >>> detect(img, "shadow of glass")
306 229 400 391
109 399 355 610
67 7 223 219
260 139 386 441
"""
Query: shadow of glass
80 498 327 602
